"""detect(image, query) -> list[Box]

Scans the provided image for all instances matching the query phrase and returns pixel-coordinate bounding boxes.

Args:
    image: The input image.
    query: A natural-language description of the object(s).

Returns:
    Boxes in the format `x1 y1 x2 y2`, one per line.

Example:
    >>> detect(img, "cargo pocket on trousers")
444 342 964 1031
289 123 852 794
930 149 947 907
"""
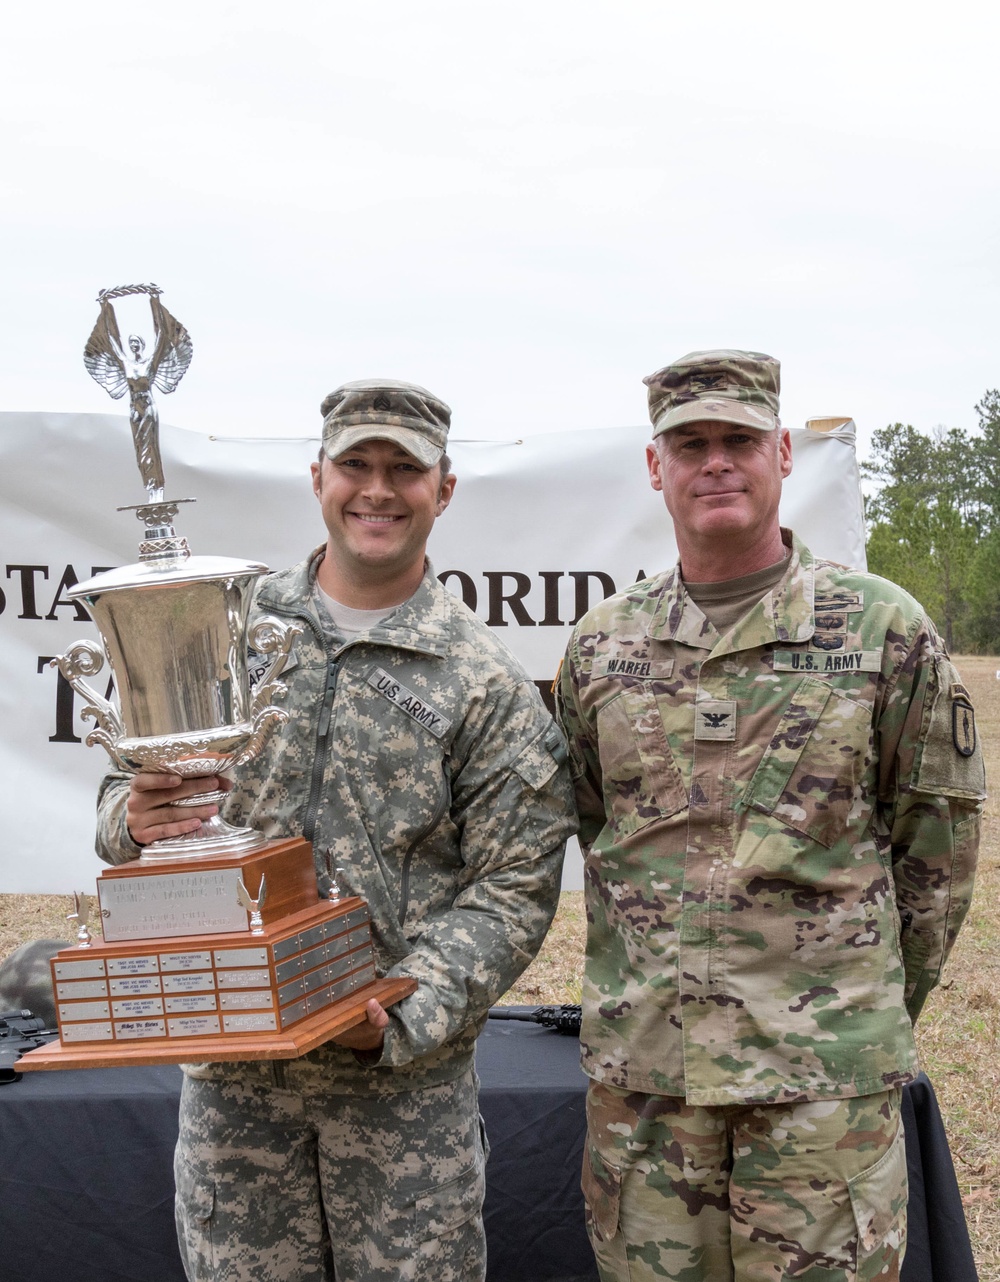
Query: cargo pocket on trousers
384 1123 488 1262
413 1164 484 1238
174 1154 217 1282
847 1122 907 1280
582 1141 622 1243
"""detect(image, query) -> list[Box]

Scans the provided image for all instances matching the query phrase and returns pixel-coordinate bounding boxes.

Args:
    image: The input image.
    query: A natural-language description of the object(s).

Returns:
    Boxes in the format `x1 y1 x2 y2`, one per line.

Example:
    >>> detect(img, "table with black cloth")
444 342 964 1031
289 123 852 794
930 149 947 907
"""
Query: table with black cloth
0 1020 977 1282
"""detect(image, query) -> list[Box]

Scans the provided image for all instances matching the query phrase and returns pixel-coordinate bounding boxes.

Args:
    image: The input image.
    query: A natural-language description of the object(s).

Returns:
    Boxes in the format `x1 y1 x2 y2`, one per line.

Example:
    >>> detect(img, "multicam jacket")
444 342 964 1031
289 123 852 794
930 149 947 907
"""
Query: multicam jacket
97 552 576 1091
556 532 984 1106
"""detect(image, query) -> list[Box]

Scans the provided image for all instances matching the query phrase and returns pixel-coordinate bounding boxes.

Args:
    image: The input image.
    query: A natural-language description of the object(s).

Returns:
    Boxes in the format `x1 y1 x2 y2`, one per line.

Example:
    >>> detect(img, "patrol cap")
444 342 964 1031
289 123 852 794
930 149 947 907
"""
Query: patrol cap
643 349 780 437
321 378 451 468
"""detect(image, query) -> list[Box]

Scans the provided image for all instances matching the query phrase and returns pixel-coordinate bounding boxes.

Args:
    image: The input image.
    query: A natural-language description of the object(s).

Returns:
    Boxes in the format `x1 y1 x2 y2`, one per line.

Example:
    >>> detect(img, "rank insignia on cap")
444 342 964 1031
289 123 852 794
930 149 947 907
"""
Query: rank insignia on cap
951 686 976 757
373 393 392 411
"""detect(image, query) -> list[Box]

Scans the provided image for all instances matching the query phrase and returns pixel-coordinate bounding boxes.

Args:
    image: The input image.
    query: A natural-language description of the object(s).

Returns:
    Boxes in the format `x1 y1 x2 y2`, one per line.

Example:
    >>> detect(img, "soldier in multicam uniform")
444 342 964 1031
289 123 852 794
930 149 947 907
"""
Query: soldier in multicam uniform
96 378 577 1282
556 350 985 1282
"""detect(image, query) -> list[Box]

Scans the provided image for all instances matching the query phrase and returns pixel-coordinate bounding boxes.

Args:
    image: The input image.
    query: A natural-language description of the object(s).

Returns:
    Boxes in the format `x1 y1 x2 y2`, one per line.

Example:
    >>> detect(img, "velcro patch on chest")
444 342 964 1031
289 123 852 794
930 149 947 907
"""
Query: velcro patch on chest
694 700 737 740
815 593 864 613
592 657 674 680
367 667 452 739
773 649 882 674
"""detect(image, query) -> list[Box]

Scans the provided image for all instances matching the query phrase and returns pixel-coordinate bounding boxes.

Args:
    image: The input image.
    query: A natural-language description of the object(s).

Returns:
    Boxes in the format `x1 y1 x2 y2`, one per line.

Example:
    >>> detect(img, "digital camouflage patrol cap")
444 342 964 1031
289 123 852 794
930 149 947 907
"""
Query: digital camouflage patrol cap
321 378 451 468
644 349 780 436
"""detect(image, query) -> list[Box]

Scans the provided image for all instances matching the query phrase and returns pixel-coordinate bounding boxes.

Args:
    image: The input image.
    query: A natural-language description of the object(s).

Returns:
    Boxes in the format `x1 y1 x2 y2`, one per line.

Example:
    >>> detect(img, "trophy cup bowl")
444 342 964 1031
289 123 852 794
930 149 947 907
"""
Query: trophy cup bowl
56 552 301 863
41 544 416 1070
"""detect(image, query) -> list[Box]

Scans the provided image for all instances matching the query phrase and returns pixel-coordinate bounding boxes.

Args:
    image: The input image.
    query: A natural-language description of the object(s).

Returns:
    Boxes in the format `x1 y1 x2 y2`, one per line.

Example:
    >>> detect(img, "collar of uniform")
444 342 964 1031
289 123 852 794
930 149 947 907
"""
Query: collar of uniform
359 559 452 657
710 531 815 656
255 549 453 659
254 547 326 616
645 529 815 651
647 568 717 650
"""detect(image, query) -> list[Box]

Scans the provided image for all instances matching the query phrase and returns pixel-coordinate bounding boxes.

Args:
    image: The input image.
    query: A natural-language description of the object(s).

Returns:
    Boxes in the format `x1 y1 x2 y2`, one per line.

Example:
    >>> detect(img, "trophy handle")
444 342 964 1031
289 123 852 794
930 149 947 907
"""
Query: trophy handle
230 617 303 769
51 642 128 769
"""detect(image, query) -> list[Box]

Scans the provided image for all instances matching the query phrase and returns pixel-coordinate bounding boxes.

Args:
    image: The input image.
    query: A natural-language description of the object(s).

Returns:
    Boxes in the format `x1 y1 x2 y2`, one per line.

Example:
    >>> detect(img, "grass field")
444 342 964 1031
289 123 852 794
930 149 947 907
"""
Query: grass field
1 655 997 1277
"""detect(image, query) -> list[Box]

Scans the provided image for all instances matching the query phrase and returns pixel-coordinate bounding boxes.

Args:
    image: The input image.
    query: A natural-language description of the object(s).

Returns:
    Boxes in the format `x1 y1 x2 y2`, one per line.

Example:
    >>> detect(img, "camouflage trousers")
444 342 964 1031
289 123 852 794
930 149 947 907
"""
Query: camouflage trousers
583 1081 906 1282
174 1065 488 1282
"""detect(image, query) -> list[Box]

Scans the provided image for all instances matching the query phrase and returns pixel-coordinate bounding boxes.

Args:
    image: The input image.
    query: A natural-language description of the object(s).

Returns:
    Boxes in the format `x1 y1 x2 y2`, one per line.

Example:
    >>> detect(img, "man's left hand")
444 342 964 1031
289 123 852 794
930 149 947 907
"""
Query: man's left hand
331 998 389 1052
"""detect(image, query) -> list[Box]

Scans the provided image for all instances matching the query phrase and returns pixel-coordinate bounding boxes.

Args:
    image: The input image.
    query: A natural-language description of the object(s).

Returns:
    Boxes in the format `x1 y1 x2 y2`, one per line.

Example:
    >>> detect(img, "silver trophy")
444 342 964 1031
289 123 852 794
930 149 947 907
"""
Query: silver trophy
15 284 415 1073
57 284 299 863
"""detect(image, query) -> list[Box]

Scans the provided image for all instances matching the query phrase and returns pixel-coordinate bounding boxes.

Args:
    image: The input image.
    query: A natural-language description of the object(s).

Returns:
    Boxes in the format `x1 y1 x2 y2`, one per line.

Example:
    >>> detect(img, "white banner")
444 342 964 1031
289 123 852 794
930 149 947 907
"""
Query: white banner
0 413 864 893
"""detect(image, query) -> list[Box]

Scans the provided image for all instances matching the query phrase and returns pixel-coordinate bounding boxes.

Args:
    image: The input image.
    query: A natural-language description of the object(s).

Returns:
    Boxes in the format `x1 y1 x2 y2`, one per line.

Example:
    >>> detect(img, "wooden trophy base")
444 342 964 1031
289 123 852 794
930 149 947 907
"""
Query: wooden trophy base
20 838 416 1073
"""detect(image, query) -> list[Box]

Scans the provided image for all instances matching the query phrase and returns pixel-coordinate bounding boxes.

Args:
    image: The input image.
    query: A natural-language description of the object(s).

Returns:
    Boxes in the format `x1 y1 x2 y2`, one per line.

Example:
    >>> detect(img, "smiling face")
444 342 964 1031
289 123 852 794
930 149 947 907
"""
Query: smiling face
647 420 792 579
311 438 455 607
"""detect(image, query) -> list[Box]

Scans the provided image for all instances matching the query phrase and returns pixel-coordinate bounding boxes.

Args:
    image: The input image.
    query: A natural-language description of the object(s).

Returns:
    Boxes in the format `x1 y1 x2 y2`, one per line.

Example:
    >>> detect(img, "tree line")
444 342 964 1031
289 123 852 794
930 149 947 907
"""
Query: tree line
862 389 1000 654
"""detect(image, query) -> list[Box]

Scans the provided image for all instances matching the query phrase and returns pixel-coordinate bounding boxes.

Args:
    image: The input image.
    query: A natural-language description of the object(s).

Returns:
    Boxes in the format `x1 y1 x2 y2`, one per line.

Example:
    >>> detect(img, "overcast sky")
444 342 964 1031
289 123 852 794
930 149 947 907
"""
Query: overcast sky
2 2 998 459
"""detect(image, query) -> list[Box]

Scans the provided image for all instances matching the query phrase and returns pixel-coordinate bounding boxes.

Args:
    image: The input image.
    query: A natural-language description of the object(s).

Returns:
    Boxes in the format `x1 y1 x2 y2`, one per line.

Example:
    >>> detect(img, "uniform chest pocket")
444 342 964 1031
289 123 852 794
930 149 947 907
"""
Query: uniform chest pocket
743 676 873 848
337 679 452 848
595 687 687 838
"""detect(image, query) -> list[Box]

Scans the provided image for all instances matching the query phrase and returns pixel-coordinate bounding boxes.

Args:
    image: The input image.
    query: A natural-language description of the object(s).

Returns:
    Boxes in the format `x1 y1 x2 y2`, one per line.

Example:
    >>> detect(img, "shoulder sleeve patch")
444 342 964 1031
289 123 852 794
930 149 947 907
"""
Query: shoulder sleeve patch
914 658 986 800
513 729 564 791
951 688 976 757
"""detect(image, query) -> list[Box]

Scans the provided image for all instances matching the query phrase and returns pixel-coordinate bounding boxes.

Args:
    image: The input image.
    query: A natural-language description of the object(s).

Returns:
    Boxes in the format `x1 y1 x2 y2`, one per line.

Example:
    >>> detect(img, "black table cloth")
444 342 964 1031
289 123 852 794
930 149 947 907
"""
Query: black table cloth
0 1020 977 1281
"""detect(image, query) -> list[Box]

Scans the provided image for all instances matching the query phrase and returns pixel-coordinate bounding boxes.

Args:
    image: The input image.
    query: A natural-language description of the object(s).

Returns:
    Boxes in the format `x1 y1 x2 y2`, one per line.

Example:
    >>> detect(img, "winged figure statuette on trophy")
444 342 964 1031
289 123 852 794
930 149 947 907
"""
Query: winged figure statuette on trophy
84 284 193 501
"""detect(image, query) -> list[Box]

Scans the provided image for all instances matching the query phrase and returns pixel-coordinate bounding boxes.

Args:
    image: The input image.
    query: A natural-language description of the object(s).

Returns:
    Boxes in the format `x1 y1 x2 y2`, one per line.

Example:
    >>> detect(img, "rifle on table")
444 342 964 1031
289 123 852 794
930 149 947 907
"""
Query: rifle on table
0 1010 59 1083
488 1004 581 1035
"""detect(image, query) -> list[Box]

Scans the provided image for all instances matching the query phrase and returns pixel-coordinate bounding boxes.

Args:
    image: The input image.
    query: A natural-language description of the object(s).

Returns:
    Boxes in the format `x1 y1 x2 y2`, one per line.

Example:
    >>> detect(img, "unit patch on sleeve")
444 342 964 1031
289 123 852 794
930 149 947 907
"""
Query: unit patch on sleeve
367 668 452 739
951 684 977 757
694 700 737 740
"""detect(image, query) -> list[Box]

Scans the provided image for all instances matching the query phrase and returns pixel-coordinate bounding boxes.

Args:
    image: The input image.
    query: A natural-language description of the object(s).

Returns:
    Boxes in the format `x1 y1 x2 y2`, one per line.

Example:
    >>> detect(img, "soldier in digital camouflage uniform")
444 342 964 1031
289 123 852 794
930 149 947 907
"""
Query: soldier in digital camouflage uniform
96 378 577 1282
555 350 985 1282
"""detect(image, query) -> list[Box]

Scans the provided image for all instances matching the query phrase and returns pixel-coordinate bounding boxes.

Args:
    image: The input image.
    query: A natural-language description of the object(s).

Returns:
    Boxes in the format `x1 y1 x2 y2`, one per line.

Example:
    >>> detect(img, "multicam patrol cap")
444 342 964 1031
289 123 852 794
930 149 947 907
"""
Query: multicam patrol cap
321 378 451 468
643 349 780 437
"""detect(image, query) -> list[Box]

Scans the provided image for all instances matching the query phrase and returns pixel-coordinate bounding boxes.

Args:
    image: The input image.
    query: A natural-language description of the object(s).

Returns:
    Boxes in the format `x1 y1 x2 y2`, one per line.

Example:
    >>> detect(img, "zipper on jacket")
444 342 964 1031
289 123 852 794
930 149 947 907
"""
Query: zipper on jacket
397 774 451 927
258 593 450 928
251 597 348 861
303 655 340 846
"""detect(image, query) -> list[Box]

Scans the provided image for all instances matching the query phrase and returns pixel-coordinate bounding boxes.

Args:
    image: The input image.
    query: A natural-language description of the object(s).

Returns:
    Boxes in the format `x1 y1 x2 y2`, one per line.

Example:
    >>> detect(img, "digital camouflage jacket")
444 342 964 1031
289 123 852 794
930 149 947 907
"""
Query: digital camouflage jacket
556 533 984 1106
97 552 576 1092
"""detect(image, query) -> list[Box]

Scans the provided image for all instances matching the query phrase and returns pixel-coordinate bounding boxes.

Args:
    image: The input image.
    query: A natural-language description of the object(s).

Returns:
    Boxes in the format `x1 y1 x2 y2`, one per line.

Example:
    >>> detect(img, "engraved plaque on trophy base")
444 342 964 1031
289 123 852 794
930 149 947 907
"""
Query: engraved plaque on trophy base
96 836 321 941
19 838 416 1072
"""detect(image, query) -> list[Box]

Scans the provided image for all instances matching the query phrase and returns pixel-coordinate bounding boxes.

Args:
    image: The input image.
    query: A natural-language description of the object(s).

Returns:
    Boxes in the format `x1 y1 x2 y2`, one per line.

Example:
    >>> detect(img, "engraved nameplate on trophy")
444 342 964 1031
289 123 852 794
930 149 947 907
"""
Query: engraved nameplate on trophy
98 869 249 940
